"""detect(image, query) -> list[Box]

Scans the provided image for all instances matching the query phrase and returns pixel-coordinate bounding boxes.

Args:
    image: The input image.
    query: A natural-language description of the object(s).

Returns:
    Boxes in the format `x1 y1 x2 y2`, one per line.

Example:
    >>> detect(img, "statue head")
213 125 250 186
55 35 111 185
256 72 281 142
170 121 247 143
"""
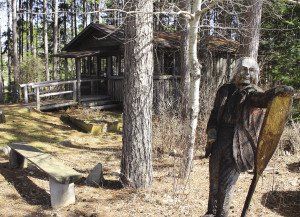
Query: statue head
231 57 259 85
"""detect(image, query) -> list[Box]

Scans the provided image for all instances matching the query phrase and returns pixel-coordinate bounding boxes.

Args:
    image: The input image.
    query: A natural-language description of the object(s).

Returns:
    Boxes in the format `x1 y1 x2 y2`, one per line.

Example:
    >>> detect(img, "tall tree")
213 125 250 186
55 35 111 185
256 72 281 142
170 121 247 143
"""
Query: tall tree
0 26 3 103
74 0 78 36
121 0 154 188
12 0 19 101
43 0 49 80
238 0 263 60
82 0 87 28
260 0 300 88
29 0 34 54
7 0 12 90
53 0 58 79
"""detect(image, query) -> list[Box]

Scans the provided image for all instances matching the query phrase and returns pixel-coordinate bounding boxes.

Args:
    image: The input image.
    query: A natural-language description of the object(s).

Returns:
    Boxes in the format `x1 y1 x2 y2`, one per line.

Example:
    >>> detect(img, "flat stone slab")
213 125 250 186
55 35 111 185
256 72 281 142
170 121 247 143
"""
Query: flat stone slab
61 114 122 134
7 143 82 184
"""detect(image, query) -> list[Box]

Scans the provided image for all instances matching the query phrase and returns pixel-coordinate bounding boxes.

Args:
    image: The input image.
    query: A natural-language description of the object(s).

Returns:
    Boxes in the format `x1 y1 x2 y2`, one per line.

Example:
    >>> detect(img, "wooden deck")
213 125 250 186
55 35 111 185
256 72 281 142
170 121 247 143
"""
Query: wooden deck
25 95 117 111
26 99 78 111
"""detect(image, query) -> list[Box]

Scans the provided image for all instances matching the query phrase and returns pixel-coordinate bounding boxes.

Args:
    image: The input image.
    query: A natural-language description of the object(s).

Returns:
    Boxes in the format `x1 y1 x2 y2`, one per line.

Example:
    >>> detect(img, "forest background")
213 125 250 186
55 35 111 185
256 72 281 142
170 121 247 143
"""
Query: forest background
0 1 299 215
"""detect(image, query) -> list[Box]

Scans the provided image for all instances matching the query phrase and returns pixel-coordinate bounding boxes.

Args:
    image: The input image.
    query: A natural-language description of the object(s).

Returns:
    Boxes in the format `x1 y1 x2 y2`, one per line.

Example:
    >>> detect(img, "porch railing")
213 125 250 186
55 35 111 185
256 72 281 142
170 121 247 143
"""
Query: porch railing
20 80 77 110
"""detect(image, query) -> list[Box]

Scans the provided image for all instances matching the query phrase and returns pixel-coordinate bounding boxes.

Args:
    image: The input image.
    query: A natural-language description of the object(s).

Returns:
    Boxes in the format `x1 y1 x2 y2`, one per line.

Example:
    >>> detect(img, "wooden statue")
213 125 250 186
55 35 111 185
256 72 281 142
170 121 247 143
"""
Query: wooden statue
204 57 294 217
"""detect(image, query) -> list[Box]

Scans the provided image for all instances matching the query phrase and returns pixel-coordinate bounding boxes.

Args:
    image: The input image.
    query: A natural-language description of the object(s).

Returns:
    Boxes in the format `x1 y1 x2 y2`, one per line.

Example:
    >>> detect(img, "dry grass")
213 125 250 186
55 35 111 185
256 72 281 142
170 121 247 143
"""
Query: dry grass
0 104 299 217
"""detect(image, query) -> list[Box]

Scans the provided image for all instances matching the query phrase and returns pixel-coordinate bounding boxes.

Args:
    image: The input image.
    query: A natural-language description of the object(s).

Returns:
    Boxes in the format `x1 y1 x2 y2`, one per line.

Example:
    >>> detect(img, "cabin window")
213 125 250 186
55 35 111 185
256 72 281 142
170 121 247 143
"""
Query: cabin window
100 58 107 77
111 55 123 76
154 49 180 75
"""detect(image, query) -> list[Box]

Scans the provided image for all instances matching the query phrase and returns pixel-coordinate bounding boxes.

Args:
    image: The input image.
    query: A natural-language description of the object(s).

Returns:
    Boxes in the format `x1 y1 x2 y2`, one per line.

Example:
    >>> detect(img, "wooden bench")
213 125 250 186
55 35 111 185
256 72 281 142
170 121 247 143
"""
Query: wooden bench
5 143 82 209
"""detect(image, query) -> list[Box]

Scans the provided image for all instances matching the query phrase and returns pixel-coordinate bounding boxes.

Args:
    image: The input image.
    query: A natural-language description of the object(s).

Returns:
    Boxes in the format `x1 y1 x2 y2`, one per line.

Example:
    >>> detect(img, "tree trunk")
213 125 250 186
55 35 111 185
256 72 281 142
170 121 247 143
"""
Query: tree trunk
98 2 102 24
74 0 78 36
82 0 86 28
121 0 153 189
44 0 49 81
26 1 29 52
7 0 12 93
12 0 19 102
181 0 202 179
29 0 34 54
179 0 191 120
238 0 263 60
53 0 58 79
18 0 22 61
0 26 3 103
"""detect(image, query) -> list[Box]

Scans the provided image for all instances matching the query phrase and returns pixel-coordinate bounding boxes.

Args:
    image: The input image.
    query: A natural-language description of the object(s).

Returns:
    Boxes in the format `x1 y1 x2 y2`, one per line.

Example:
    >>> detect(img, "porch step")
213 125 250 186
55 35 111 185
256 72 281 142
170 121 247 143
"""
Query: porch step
80 95 110 102
90 104 121 110
82 99 120 107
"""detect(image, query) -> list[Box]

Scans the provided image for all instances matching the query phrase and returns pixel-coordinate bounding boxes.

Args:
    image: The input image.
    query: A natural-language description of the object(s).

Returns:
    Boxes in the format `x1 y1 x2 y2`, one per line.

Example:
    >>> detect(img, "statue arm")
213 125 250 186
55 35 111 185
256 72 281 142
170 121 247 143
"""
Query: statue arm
247 85 294 108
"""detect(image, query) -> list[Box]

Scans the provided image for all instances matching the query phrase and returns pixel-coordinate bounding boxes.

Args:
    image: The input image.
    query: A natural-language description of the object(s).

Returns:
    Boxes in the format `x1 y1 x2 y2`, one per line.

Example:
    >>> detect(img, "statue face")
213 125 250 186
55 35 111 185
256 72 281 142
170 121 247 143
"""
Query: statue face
235 58 258 85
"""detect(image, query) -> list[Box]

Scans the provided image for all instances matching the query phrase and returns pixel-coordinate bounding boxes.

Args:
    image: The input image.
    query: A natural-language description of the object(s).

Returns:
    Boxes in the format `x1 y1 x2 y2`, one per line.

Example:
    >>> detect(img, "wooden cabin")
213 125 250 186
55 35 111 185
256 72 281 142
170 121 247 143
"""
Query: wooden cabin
53 23 239 111
54 23 183 111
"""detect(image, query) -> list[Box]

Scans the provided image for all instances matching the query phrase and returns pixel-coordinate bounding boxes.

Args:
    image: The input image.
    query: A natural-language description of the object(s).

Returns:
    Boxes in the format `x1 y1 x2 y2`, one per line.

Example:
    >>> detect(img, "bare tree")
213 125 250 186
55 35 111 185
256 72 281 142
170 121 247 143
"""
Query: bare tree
179 0 191 120
121 0 154 188
180 0 226 178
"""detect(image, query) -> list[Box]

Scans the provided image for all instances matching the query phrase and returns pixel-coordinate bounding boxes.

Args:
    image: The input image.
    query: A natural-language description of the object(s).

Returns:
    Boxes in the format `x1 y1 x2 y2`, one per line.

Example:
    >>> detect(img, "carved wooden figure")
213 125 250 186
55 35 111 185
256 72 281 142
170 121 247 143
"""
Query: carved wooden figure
204 57 294 217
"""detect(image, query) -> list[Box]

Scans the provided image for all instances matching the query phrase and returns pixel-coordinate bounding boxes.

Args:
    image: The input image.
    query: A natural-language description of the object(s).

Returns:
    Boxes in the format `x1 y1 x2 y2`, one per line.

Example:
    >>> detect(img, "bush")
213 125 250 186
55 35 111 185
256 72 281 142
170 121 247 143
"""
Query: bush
19 54 45 84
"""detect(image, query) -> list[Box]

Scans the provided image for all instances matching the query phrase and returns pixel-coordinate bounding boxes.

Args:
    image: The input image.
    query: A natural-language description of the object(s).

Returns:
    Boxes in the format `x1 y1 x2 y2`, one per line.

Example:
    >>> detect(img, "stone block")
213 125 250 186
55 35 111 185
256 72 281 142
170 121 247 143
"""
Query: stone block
49 178 76 209
9 149 28 169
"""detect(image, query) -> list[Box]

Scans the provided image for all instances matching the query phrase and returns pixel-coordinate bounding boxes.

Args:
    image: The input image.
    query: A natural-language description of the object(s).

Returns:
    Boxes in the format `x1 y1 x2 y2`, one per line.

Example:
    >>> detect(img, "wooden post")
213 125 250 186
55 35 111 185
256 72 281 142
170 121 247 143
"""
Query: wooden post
75 58 81 102
161 51 164 74
73 81 77 101
172 51 176 76
24 85 29 104
64 58 68 81
36 87 40 111
91 80 94 95
107 56 112 96
118 55 122 76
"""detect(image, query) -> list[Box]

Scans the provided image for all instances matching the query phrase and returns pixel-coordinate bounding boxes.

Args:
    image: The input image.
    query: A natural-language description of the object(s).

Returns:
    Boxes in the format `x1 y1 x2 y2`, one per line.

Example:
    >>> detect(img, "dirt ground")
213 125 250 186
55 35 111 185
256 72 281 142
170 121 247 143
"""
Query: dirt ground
0 104 299 217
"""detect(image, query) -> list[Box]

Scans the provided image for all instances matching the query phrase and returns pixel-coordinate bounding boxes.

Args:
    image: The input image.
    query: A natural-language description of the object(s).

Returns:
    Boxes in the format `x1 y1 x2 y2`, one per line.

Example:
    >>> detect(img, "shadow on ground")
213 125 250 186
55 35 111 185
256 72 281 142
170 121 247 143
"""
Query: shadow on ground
0 162 51 208
261 191 300 217
287 161 300 173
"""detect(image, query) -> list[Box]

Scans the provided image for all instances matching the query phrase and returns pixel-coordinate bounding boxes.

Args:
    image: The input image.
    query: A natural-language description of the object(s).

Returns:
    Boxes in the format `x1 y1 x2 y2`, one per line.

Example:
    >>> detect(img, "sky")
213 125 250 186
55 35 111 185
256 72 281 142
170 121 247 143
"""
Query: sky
0 3 7 32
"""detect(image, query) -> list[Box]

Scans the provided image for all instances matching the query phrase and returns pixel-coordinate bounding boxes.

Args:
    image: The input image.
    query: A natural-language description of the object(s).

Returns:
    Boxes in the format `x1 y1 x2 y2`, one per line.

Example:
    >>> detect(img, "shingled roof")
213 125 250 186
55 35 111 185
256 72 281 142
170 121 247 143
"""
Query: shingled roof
59 23 239 57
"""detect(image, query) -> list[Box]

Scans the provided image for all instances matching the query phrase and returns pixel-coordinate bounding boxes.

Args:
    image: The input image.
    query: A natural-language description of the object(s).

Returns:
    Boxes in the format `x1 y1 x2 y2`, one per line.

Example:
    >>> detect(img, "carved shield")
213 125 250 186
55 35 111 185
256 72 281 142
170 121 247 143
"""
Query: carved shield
241 93 293 217
255 94 293 175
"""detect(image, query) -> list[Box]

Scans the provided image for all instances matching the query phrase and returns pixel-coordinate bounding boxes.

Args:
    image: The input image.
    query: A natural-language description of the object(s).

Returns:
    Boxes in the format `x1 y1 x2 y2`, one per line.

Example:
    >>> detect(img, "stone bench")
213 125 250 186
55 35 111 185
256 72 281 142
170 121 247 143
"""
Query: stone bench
5 143 82 209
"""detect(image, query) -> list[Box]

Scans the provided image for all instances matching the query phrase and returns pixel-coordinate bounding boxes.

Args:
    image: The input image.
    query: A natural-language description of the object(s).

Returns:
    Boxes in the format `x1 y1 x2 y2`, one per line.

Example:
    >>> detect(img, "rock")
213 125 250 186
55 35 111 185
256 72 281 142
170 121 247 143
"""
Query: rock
86 163 104 186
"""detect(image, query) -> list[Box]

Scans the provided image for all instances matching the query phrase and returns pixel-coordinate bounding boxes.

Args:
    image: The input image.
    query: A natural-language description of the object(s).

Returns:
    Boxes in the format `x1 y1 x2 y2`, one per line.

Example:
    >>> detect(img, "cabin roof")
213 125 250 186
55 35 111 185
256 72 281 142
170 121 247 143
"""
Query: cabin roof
59 23 239 57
